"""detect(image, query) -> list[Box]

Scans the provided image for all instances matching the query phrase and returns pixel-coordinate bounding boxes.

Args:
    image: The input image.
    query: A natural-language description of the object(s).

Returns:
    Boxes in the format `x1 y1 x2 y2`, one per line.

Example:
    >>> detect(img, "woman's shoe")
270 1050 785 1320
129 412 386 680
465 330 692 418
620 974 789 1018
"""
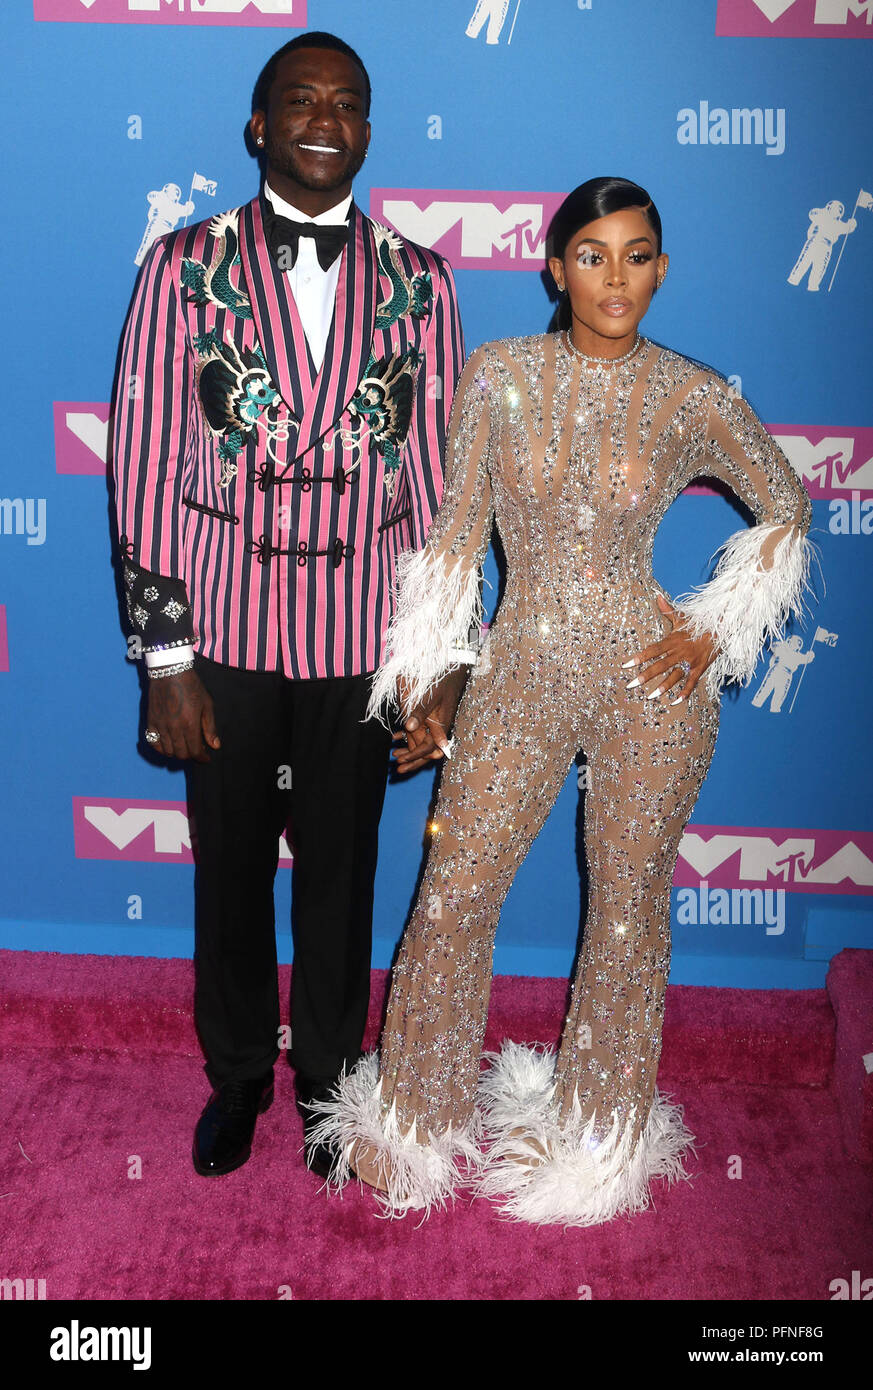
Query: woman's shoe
475 1041 698 1227
303 1052 485 1217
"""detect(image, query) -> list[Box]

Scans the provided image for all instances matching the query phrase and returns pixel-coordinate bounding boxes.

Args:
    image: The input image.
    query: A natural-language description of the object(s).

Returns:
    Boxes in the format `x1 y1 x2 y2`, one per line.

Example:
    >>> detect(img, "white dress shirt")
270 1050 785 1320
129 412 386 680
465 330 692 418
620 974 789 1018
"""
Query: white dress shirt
145 185 351 675
263 182 352 371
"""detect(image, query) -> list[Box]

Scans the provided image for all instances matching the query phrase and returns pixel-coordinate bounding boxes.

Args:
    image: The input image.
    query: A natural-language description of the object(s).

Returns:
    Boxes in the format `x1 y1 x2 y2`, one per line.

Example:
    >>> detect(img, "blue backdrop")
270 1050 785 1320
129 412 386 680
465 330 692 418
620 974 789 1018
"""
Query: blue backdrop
1 0 871 988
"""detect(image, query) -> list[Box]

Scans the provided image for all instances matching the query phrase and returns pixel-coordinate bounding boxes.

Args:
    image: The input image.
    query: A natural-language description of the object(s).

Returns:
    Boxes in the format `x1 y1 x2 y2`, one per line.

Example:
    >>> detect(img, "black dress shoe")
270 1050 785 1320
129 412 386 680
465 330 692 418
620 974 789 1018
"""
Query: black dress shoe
192 1070 274 1177
295 1075 342 1180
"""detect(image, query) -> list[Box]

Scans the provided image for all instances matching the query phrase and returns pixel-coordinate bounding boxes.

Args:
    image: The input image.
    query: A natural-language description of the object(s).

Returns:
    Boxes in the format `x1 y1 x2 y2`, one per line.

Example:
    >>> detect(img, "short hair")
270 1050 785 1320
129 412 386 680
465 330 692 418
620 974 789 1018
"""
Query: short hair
251 31 371 118
549 177 663 260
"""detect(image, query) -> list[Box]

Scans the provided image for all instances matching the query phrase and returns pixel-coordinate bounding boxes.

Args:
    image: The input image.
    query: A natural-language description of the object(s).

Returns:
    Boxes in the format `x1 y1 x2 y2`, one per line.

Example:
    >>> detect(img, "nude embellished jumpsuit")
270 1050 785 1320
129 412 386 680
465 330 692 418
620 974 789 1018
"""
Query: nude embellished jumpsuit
307 333 814 1225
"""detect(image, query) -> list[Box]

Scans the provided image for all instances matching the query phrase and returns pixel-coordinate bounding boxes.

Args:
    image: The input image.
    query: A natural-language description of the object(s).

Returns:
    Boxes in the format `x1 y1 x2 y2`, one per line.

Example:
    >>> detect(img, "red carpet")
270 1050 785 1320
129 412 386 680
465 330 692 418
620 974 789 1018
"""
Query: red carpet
1 948 871 1301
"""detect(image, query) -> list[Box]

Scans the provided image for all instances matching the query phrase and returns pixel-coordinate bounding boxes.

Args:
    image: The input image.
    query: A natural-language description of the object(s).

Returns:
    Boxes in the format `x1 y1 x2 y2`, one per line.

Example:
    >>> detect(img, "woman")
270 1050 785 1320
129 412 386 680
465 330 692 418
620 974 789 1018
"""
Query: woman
306 178 815 1226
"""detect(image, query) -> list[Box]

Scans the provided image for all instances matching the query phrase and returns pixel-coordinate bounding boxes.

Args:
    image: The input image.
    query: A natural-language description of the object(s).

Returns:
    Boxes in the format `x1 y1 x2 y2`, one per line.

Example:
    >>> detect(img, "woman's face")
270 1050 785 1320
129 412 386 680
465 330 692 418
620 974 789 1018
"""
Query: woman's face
548 206 668 350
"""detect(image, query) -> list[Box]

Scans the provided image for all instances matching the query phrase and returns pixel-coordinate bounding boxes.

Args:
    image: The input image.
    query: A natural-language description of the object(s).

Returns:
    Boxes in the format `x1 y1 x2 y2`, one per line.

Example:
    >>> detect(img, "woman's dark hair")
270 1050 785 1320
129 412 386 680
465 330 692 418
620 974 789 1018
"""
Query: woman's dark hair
550 176 662 259
252 31 371 118
548 177 662 330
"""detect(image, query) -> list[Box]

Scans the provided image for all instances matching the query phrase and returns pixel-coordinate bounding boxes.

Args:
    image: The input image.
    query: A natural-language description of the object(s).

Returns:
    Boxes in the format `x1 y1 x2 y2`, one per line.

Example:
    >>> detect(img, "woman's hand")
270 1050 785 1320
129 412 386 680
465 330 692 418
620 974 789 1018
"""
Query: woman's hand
391 668 468 774
622 593 718 703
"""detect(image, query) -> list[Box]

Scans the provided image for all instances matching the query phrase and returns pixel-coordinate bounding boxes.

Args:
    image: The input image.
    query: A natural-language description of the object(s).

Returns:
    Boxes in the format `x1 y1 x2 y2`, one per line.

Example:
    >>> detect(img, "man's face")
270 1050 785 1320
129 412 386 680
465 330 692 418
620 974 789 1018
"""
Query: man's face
251 48 370 197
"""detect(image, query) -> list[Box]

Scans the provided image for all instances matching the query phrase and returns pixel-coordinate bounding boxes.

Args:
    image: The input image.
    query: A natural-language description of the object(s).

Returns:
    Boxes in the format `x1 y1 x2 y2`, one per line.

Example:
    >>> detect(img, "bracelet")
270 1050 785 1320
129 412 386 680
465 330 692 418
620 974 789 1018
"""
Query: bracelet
148 660 194 680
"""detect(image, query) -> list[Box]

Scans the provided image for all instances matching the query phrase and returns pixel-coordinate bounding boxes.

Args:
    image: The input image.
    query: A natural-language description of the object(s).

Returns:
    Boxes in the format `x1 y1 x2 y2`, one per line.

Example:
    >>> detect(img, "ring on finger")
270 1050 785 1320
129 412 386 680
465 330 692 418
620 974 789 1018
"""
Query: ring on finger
669 660 693 706
145 728 160 745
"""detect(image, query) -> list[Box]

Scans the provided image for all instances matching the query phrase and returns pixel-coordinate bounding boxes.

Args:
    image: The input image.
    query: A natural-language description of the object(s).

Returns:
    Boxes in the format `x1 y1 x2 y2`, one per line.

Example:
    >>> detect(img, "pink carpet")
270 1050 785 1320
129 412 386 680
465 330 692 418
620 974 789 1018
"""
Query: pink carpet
1 947 871 1300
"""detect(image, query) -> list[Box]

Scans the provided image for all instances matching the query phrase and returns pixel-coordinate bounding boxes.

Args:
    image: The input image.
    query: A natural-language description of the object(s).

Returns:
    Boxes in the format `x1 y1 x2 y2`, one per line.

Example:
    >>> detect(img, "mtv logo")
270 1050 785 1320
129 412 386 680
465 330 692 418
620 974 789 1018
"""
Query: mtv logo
675 825 873 895
772 425 873 498
54 403 110 476
0 606 8 673
73 796 294 864
370 189 567 271
34 0 306 27
716 0 873 37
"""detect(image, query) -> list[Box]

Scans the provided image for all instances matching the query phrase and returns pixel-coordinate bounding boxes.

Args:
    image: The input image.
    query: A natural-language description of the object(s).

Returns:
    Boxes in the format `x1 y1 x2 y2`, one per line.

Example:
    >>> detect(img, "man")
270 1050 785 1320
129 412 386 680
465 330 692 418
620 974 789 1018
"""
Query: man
112 32 467 1179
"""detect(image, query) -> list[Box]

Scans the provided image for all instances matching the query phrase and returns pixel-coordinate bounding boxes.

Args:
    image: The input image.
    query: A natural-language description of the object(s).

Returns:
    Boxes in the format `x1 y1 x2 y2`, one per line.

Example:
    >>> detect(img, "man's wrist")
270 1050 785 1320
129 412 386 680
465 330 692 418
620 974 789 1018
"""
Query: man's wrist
144 642 195 671
148 659 195 680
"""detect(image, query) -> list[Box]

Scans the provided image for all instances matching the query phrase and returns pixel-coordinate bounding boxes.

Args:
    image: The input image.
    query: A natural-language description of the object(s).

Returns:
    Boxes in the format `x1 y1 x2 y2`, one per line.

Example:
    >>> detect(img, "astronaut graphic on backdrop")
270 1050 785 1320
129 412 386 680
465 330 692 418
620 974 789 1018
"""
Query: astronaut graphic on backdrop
466 0 514 44
788 200 857 291
134 184 195 266
751 635 815 712
751 627 837 714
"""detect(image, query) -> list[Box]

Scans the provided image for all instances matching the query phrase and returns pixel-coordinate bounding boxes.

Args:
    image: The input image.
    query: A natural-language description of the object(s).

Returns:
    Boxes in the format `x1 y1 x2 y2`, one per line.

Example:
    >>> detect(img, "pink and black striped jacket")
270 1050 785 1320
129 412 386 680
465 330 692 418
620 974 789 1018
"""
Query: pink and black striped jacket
112 192 464 678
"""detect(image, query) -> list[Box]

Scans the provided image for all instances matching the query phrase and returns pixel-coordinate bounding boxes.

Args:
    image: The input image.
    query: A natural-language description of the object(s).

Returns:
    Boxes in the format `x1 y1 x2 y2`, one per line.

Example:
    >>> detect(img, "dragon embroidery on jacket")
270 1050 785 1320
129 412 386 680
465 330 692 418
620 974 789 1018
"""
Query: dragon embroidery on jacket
185 210 296 486
326 223 432 495
181 210 253 320
347 349 424 495
371 223 433 329
194 331 292 487
184 211 433 492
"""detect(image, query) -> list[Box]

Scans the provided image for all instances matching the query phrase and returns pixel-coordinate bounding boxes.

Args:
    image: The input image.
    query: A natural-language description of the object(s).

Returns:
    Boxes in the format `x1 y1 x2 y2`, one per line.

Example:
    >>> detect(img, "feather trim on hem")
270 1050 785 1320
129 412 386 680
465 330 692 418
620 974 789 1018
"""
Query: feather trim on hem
366 545 484 727
301 1052 484 1220
474 1041 697 1228
672 523 819 699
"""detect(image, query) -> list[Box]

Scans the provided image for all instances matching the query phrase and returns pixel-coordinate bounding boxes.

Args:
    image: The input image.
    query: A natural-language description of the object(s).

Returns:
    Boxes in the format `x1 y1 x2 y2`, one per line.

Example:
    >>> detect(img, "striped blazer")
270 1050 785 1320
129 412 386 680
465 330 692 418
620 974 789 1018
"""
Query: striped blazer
112 192 464 678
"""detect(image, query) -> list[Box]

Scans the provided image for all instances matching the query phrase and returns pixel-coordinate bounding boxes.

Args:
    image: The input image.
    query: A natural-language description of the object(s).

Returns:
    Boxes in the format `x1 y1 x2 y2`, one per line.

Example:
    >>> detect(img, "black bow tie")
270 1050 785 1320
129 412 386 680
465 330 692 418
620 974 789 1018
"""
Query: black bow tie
266 211 349 272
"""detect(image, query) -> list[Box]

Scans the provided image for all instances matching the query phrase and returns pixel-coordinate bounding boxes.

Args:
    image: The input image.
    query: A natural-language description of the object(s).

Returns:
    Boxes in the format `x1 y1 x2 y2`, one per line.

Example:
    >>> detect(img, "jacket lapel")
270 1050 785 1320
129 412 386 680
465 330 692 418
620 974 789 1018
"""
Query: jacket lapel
237 195 313 423
297 202 379 452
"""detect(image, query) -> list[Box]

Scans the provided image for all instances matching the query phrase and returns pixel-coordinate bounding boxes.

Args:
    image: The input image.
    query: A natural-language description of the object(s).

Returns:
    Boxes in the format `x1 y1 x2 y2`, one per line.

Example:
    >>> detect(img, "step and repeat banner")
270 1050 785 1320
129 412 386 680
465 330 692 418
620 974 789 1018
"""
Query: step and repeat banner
0 0 870 986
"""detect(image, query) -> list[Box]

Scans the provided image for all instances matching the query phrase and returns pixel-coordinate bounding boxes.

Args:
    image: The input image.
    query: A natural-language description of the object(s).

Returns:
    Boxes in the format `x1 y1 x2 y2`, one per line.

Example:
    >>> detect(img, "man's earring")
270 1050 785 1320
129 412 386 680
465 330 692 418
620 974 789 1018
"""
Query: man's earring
256 136 264 147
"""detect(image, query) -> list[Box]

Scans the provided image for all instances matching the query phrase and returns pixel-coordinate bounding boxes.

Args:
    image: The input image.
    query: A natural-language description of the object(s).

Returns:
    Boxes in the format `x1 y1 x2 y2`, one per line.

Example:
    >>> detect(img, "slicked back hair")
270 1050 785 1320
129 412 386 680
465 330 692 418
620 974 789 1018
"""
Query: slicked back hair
550 177 662 260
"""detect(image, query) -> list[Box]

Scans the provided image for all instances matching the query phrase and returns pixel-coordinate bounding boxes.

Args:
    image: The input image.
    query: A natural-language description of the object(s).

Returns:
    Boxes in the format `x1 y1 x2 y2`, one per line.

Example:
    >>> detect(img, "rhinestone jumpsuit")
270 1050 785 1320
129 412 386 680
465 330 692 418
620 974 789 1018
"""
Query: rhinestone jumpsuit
309 332 814 1225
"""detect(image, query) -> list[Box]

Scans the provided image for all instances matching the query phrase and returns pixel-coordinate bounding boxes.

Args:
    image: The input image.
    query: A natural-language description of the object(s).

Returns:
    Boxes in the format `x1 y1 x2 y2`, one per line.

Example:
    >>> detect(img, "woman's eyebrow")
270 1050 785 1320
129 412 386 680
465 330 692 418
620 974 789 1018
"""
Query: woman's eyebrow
575 236 653 247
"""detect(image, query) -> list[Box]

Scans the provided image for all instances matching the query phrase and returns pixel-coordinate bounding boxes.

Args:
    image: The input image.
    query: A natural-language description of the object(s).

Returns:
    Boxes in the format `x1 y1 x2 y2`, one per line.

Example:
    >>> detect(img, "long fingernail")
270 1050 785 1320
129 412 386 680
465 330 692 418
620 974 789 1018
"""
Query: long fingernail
626 677 641 689
647 688 662 699
621 659 636 668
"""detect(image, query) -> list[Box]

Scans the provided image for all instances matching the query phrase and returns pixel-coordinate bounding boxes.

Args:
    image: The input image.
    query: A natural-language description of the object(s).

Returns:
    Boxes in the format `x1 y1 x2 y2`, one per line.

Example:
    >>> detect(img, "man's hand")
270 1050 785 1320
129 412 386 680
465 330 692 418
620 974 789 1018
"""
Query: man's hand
145 669 220 762
622 593 718 703
391 667 468 774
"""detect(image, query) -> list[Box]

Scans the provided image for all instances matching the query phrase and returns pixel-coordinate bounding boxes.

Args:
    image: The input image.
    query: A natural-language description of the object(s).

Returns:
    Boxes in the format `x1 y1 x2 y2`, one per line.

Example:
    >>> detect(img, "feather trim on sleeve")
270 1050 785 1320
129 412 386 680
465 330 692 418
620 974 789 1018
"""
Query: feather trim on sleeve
673 522 819 699
366 544 484 725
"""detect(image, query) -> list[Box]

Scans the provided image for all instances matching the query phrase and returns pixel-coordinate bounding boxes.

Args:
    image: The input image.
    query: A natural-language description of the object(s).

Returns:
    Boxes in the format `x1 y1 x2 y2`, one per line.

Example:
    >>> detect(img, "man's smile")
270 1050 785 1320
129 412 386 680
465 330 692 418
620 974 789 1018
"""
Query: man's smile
297 141 344 155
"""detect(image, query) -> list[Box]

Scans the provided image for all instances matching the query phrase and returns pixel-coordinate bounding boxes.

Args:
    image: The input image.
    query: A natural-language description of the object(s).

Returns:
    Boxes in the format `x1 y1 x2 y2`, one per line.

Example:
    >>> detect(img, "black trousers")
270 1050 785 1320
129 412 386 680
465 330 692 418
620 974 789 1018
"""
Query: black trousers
185 655 393 1089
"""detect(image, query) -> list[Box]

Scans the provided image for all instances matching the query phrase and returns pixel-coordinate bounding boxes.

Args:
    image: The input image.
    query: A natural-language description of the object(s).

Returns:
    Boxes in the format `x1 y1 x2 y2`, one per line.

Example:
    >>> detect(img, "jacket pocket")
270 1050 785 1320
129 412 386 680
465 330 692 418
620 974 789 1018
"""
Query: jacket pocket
378 506 412 535
182 494 239 524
